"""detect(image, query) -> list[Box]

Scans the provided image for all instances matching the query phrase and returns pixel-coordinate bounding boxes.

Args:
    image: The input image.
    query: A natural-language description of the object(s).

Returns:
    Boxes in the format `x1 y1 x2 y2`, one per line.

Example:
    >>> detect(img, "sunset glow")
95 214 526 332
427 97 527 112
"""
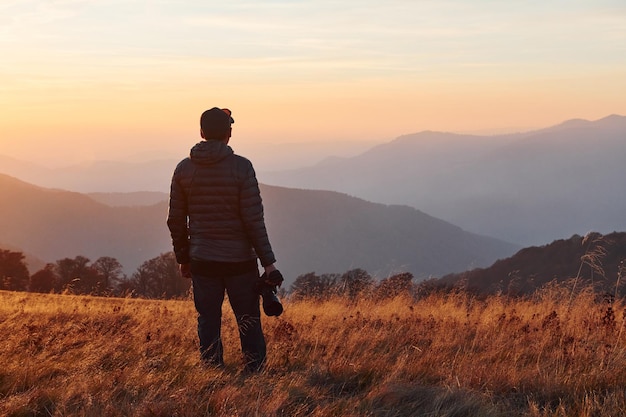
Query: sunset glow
1 0 625 164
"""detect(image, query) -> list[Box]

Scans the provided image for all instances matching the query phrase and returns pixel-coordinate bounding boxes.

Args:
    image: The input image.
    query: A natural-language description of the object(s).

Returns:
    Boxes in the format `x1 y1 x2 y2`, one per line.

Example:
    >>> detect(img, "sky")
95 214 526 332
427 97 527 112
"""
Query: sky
1 0 625 165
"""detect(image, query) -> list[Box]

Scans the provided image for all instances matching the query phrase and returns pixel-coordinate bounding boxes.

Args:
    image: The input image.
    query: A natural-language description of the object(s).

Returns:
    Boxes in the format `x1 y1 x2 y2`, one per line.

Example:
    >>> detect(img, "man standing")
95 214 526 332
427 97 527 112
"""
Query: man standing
167 107 280 372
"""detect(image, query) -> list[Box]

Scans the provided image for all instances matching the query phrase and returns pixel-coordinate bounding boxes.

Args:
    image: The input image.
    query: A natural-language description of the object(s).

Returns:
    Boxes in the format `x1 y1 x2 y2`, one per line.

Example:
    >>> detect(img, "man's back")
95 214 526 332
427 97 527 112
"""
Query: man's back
168 139 275 267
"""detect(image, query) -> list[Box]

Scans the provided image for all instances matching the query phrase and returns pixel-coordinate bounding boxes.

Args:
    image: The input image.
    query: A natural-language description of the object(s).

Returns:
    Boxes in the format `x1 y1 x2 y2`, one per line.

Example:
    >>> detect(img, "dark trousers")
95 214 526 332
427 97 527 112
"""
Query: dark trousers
191 264 266 372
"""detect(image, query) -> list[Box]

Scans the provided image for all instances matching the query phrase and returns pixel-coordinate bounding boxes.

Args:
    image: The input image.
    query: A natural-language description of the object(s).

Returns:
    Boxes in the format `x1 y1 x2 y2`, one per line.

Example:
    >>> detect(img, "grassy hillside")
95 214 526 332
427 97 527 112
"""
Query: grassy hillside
2 286 625 416
438 232 626 296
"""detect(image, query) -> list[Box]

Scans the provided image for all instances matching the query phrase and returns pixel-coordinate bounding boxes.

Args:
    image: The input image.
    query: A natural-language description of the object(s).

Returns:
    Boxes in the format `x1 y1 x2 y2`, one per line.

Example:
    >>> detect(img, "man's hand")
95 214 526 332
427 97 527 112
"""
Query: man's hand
261 268 284 288
179 263 192 279
263 264 277 276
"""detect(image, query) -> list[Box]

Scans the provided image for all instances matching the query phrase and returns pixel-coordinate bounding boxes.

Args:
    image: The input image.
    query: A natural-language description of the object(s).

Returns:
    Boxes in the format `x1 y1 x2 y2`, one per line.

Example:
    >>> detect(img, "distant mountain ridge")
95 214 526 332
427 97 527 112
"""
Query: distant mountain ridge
0 174 518 281
260 115 626 246
0 140 378 193
87 191 169 207
0 157 178 193
436 231 626 296
0 175 169 276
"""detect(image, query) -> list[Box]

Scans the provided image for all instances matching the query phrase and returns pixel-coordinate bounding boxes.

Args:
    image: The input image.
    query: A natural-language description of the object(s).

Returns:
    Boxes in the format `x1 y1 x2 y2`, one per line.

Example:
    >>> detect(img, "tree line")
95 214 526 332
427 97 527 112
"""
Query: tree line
289 269 417 300
0 249 190 299
0 249 425 300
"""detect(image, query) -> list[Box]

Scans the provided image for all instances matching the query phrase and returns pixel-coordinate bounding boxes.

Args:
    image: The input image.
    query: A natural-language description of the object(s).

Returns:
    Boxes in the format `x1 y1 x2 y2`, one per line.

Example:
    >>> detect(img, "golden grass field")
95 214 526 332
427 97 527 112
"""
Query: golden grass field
1 285 625 417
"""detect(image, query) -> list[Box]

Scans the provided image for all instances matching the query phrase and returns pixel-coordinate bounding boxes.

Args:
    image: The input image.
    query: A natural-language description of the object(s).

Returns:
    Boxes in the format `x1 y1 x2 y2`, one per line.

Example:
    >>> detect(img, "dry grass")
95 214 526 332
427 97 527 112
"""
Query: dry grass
1 285 625 416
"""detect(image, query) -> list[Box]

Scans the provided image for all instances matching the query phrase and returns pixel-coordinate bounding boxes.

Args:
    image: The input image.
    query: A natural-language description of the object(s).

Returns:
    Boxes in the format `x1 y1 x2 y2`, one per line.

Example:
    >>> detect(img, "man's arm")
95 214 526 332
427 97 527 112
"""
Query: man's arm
239 160 276 267
167 163 191 266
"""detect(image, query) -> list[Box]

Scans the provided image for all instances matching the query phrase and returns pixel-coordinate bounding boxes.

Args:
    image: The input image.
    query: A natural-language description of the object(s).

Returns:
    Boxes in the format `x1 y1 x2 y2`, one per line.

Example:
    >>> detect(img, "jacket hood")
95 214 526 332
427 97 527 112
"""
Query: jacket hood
190 140 234 165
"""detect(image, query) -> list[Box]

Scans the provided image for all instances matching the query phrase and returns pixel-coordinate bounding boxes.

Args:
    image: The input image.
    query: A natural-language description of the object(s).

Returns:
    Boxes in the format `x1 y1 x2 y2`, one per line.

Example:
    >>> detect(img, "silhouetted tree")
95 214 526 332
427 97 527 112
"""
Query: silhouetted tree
376 272 414 298
338 268 374 299
92 256 125 294
54 256 101 294
0 249 29 291
29 263 58 293
290 272 339 300
131 252 189 299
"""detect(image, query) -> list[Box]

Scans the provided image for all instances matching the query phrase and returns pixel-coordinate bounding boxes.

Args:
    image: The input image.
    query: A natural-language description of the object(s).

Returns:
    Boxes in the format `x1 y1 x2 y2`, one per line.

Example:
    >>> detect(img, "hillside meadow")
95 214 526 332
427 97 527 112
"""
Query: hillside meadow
1 285 625 417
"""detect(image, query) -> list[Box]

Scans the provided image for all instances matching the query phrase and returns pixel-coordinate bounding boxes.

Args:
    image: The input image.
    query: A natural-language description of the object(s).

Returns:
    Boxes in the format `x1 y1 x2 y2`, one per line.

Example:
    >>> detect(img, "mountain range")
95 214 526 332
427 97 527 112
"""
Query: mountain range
0 140 377 193
2 116 623 248
0 174 517 283
0 155 176 193
259 115 626 246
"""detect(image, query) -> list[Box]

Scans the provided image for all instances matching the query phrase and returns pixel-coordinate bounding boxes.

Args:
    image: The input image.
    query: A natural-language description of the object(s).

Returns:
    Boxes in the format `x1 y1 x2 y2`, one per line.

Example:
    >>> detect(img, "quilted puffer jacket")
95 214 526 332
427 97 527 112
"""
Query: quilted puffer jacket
167 139 276 267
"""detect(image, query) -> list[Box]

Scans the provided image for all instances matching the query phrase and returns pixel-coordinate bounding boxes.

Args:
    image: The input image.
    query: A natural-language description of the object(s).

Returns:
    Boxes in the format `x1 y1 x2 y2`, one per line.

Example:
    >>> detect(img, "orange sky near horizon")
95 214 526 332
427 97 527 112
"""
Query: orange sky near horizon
1 1 625 165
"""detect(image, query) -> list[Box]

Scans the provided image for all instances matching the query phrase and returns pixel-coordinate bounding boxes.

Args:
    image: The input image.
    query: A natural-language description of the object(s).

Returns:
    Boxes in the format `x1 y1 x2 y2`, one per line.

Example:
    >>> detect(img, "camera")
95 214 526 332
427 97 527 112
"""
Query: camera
259 284 283 316
258 270 284 317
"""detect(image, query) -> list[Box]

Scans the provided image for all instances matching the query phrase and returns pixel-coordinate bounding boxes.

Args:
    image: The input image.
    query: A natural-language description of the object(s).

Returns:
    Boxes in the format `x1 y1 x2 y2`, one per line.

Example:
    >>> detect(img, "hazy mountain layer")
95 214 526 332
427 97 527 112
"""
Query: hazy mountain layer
2 116 622 247
0 156 177 193
0 174 518 281
0 140 378 193
260 115 626 246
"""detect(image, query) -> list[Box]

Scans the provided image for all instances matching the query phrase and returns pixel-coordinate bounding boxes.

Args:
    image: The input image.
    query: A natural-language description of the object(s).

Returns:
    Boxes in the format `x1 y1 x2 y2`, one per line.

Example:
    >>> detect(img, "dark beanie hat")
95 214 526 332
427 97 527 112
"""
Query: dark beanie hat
200 107 234 139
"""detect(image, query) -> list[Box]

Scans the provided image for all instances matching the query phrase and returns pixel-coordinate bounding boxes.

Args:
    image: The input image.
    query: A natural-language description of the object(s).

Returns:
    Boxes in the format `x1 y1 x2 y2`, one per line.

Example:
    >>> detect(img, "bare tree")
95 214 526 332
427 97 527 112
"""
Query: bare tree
290 272 339 300
338 268 374 299
92 256 125 294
